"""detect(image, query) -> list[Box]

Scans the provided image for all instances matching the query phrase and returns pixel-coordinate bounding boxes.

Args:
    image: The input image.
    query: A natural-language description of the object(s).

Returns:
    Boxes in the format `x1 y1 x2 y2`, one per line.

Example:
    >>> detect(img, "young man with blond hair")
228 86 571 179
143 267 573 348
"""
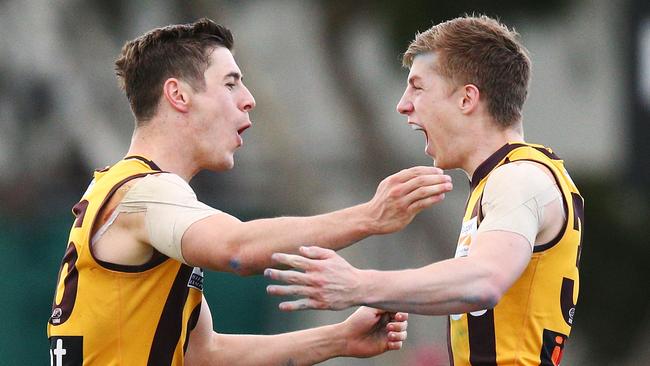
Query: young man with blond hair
267 15 584 366
46 18 453 365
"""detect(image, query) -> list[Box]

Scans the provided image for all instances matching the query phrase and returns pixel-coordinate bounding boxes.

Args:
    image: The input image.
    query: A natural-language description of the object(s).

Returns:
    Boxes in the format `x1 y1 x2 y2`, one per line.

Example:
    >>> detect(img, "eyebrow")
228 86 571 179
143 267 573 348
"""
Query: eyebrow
224 71 243 81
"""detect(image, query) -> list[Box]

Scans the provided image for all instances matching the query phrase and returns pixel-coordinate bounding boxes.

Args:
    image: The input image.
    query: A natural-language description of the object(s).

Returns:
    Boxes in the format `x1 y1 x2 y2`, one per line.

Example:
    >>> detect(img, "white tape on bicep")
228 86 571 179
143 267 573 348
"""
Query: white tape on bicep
478 163 561 249
120 174 219 263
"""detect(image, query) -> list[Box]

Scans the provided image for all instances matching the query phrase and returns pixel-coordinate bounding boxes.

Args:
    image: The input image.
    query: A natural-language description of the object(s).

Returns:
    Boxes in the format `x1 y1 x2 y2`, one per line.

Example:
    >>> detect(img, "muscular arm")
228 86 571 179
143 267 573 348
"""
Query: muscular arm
185 297 408 366
358 231 531 314
92 167 450 273
266 162 564 314
182 167 451 275
266 232 531 314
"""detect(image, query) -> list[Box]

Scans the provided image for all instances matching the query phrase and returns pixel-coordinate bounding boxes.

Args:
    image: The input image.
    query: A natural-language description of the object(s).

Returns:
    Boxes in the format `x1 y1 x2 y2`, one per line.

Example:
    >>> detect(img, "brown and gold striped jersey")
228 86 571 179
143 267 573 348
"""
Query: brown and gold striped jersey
47 156 203 366
449 143 584 366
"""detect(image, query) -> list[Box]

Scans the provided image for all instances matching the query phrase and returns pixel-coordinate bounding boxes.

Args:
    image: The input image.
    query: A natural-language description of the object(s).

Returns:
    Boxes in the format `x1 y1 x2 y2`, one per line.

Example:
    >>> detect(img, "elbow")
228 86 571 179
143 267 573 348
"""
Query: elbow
225 244 264 276
467 278 507 310
227 257 258 276
477 287 502 310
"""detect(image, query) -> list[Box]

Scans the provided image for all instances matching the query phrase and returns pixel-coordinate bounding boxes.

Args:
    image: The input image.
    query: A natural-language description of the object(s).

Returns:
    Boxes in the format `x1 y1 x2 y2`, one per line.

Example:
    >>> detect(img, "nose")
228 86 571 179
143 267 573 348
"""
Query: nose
240 84 256 112
396 91 413 115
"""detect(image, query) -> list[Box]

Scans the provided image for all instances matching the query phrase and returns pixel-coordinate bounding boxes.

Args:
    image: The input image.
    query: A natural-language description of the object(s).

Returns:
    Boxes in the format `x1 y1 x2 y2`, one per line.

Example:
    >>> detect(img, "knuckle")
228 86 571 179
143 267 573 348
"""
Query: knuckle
311 275 325 287
414 175 427 186
389 187 404 199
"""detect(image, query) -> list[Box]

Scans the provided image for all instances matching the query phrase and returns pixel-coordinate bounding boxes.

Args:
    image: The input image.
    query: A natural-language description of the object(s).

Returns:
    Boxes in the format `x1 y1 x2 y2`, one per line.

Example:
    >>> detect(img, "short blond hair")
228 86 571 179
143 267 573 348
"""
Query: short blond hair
403 15 531 127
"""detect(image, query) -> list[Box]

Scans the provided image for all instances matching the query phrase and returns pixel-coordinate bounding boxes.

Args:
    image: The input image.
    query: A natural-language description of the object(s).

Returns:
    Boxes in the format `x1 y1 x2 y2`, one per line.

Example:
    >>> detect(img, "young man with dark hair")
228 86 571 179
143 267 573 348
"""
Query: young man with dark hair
267 15 584 366
47 18 453 365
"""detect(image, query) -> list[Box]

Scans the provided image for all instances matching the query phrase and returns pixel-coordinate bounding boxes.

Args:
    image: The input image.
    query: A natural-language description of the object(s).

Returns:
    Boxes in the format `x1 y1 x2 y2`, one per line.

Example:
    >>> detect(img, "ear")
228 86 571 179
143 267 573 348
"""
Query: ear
162 78 190 113
458 84 480 115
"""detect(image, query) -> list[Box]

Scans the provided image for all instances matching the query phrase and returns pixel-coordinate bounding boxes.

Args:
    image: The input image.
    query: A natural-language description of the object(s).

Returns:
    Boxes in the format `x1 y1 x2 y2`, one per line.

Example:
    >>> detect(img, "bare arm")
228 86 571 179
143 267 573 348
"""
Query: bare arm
185 297 408 366
265 230 531 315
182 166 451 275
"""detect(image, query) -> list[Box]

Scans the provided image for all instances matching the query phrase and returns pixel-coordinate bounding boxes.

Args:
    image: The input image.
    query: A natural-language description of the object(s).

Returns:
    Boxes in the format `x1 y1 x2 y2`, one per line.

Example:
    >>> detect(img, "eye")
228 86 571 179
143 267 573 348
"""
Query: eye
226 83 236 90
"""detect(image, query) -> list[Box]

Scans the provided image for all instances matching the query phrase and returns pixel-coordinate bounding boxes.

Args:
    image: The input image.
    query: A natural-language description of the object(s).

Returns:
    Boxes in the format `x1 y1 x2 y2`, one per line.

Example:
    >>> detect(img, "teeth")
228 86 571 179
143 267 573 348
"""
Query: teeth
410 124 423 131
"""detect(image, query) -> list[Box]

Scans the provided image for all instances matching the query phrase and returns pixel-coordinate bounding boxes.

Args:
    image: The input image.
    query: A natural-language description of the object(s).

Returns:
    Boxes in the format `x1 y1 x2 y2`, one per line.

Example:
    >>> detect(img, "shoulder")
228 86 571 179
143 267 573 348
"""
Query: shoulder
485 161 555 196
124 173 197 201
482 161 560 212
489 161 553 186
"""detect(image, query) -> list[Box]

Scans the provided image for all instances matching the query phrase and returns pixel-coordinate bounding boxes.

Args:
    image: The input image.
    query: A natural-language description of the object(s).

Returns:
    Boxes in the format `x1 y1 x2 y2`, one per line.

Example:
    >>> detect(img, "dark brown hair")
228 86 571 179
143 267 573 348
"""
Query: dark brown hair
115 18 233 123
403 15 531 127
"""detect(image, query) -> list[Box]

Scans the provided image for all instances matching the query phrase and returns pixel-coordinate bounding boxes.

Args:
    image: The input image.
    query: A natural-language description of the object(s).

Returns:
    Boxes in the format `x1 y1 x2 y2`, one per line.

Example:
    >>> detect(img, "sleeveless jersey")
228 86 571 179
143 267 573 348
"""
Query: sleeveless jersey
47 156 204 366
449 143 584 366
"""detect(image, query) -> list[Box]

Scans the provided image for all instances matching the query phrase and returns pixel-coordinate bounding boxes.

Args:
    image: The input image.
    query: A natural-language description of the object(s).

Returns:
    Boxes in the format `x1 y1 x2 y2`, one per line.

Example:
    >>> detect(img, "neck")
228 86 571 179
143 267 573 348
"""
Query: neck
126 119 199 182
461 124 524 180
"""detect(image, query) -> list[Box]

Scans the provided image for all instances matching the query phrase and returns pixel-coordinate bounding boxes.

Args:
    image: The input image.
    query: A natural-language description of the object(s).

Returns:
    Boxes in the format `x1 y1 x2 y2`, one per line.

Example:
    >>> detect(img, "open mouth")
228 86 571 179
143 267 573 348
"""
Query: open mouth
409 123 428 139
237 123 251 135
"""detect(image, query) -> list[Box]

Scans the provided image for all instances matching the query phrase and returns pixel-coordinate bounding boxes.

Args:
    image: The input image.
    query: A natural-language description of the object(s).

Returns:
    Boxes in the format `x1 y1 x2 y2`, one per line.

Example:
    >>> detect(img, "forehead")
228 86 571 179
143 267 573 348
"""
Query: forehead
205 47 241 78
408 52 441 80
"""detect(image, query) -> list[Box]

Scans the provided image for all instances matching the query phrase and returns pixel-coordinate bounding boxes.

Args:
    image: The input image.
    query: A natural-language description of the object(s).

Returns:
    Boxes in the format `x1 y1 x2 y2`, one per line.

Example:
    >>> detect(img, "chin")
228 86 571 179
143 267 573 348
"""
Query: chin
206 156 235 172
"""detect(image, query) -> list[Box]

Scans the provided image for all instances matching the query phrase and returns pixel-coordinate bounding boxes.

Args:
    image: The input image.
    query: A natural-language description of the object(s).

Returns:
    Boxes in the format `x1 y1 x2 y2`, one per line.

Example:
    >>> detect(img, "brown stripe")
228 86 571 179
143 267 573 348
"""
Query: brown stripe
94 249 169 273
571 192 584 231
560 277 577 326
148 265 193 365
124 155 162 171
183 303 202 354
72 200 89 228
471 143 526 189
571 193 585 268
532 146 561 160
446 318 455 366
467 310 497 365
49 242 79 326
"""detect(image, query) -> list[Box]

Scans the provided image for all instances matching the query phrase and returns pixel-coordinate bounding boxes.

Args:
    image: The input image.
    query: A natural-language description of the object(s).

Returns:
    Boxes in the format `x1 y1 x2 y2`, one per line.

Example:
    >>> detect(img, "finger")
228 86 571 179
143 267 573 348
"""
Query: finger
400 173 452 196
392 166 444 183
404 180 453 205
278 298 320 311
299 246 335 260
408 192 447 212
387 341 404 350
388 330 407 342
386 320 408 332
392 312 409 322
264 268 312 285
271 253 315 270
266 284 313 297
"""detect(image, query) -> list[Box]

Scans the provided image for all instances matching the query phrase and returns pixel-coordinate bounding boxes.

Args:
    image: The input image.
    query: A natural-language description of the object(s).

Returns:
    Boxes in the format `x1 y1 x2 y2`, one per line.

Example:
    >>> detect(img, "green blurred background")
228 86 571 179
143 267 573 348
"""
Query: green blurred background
1 0 649 365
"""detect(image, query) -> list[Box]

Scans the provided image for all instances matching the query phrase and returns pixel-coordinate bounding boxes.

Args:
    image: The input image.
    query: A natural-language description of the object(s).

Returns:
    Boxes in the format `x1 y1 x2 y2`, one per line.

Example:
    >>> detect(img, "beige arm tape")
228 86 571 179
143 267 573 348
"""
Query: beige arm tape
117 173 219 263
477 162 561 250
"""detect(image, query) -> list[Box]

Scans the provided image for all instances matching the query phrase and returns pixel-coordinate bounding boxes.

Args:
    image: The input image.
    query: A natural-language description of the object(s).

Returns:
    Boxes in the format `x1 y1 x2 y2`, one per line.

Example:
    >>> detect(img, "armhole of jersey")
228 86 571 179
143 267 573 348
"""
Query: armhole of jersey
91 209 120 246
88 172 170 273
502 159 569 253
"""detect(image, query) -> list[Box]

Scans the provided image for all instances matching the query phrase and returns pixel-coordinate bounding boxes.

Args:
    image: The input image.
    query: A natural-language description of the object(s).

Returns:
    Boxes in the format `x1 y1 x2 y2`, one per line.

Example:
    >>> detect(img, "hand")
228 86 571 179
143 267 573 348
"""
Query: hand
265 246 363 311
340 307 408 358
366 166 452 234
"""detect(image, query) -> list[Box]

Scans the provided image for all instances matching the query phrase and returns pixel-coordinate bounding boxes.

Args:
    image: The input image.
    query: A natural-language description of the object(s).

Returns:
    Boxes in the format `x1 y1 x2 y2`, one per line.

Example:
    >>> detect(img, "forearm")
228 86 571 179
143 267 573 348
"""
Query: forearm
359 257 502 315
231 204 374 274
207 325 345 366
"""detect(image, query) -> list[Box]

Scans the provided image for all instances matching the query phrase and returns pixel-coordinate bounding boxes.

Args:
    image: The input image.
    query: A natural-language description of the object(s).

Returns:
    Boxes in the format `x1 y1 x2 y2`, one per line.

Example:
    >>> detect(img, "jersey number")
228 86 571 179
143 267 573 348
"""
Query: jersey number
571 193 584 268
50 242 80 326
